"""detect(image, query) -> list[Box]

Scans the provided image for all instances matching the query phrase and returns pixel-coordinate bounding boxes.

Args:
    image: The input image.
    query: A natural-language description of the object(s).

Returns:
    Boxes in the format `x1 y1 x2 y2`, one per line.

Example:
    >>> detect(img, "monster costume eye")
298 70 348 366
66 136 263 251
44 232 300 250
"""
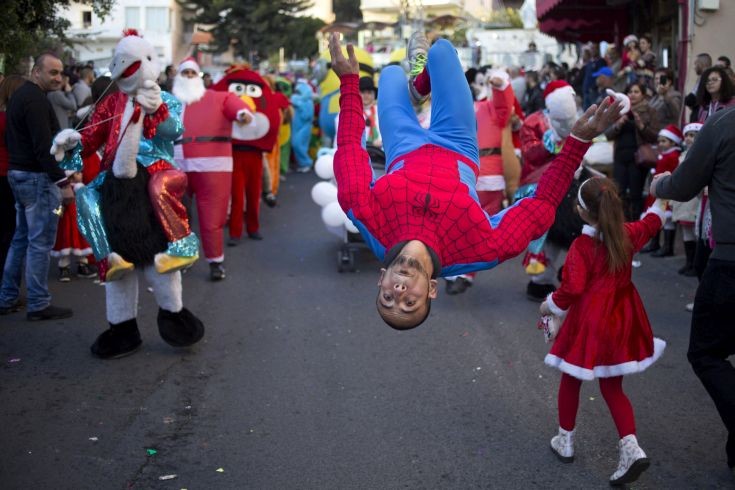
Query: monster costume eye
228 82 262 98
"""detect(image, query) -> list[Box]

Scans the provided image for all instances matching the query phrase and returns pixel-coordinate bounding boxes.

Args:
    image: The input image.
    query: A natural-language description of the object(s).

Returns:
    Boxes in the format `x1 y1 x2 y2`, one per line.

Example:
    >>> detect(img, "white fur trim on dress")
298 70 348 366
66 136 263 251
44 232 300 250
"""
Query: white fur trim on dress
581 224 597 238
642 205 665 224
545 337 666 380
476 175 506 191
546 292 568 317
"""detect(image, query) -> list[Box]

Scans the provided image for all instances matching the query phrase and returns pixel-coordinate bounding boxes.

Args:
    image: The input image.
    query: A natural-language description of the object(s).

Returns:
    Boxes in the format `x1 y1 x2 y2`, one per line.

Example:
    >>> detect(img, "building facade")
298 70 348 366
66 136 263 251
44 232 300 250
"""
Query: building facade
60 0 187 72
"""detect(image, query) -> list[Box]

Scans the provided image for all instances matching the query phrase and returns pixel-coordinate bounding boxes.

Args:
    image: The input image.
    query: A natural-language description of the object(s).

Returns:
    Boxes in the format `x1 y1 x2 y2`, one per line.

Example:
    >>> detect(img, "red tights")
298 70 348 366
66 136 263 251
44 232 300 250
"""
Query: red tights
558 373 636 438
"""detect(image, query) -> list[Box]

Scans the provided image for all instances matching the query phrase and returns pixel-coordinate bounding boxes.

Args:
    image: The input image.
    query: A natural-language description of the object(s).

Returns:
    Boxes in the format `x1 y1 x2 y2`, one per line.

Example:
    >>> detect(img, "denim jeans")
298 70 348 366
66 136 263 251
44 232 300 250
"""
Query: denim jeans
689 258 735 468
0 170 61 312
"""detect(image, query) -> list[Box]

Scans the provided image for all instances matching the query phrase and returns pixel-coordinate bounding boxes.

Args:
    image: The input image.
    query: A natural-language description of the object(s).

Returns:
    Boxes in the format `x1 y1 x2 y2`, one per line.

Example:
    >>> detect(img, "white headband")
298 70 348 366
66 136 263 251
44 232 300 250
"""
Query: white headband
577 178 593 211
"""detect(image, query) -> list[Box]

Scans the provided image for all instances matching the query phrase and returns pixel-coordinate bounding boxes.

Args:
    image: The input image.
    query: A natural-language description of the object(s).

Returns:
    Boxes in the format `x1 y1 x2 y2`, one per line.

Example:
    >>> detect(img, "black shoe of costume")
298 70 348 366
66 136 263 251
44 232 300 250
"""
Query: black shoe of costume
248 232 263 240
90 319 142 359
446 277 472 295
209 262 226 281
263 192 278 208
77 262 98 278
27 304 73 321
157 307 204 347
526 282 556 302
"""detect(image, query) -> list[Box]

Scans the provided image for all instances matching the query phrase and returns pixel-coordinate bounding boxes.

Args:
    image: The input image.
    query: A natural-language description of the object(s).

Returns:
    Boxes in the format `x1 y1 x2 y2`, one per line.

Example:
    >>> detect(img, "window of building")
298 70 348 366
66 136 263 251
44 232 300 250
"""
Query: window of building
82 10 92 29
125 7 140 29
146 7 169 32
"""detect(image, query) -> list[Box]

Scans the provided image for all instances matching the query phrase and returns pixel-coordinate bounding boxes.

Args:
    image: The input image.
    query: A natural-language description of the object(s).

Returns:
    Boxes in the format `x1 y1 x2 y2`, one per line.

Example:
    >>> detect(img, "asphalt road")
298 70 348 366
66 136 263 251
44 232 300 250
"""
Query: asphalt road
1 171 733 489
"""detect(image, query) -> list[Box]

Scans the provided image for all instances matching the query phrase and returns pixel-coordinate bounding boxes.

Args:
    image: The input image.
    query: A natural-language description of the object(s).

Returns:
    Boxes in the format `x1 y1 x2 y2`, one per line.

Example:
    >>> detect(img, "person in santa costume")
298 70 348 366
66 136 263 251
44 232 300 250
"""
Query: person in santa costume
540 177 666 486
517 80 582 301
640 124 682 257
172 58 254 280
444 69 521 295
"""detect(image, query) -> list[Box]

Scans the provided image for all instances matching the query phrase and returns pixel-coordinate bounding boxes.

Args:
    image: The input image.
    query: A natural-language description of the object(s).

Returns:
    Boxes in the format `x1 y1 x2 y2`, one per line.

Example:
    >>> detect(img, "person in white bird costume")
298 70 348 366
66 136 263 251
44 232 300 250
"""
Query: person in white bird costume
51 30 204 359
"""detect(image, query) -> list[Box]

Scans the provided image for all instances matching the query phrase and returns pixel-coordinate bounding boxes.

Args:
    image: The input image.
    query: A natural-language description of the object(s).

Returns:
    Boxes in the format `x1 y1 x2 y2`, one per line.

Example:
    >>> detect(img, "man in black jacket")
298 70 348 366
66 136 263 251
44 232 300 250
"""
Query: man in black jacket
650 106 735 477
0 53 74 320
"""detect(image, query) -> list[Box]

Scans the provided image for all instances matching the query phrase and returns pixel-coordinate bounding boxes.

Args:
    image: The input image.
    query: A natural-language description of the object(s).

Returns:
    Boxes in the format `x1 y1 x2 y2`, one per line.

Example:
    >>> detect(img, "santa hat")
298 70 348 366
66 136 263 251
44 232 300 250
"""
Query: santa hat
179 57 200 73
659 124 683 145
543 80 576 121
623 34 638 47
683 122 703 135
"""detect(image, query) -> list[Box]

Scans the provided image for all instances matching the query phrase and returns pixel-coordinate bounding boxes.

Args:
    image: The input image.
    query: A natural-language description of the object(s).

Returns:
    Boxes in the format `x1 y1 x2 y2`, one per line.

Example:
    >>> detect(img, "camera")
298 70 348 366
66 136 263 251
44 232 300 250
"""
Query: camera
659 75 668 85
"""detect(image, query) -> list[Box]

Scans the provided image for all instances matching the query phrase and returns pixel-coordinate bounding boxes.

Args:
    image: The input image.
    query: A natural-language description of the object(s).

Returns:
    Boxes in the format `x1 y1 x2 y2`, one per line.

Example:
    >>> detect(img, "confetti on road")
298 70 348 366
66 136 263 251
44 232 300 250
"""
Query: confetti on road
8 358 20 363
146 448 158 456
216 468 224 473
158 475 177 480
163 416 175 424
89 437 98 442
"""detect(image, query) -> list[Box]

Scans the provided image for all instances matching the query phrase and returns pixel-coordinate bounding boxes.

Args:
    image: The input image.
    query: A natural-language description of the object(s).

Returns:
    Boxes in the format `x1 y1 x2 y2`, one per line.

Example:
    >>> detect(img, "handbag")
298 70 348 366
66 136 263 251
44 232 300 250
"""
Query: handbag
634 143 658 168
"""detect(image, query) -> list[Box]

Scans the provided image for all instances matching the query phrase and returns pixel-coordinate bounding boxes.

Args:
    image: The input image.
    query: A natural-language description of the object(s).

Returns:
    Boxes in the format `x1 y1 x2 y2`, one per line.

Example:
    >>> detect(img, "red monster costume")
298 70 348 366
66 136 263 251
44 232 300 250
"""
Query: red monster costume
211 65 281 241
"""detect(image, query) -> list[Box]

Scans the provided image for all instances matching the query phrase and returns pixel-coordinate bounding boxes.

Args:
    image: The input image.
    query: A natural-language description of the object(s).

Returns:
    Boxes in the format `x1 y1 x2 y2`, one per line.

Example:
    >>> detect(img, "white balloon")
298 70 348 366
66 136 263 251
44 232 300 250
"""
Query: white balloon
314 153 335 180
311 181 338 207
322 201 346 227
344 217 359 234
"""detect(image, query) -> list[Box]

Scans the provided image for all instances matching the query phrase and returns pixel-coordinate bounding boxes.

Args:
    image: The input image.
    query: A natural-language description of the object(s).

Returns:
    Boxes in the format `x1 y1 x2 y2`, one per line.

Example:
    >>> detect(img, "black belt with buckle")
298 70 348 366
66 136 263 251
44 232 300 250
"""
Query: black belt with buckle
174 136 232 145
479 147 501 157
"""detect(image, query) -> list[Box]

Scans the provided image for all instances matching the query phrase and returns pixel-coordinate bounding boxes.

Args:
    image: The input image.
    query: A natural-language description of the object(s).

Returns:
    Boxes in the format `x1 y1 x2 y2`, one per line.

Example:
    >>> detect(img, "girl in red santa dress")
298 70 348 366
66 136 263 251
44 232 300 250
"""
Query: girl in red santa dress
539 176 666 486
52 151 101 281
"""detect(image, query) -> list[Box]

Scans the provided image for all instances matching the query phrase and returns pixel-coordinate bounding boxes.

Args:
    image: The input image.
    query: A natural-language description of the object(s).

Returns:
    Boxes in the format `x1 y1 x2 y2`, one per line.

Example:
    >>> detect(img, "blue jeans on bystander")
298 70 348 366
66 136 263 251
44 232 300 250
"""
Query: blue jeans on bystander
0 170 61 312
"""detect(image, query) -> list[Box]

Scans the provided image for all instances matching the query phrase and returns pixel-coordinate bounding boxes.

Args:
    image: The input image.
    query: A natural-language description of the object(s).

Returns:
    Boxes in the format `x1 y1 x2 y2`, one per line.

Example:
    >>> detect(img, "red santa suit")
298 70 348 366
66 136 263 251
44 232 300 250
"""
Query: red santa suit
172 58 252 264
645 125 682 209
545 210 667 380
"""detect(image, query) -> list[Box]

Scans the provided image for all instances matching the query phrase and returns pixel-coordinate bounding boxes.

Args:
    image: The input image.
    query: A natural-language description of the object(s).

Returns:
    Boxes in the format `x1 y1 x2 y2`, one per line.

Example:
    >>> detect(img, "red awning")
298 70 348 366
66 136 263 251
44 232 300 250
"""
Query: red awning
536 0 632 43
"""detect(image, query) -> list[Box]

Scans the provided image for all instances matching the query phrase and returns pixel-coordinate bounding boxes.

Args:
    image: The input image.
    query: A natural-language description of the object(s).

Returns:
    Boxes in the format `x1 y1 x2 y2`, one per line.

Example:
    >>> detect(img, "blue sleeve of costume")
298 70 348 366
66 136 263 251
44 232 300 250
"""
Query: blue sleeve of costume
346 210 385 261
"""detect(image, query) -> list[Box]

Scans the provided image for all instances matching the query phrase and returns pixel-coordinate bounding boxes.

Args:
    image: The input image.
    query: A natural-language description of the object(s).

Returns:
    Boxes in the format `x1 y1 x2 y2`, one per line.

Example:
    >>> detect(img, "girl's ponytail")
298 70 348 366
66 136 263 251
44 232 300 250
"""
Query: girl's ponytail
579 177 630 272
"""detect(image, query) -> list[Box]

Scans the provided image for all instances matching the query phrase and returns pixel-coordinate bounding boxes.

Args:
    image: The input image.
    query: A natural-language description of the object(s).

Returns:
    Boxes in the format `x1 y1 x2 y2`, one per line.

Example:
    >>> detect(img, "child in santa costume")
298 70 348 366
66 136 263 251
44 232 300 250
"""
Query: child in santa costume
51 153 100 281
172 58 254 280
642 124 682 257
540 177 666 486
671 123 703 276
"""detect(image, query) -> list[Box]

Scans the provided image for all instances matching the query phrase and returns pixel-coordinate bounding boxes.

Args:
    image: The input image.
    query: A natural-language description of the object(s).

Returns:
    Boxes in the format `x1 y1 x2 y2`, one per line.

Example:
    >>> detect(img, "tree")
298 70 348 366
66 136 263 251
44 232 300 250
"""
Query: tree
179 0 324 63
0 0 115 74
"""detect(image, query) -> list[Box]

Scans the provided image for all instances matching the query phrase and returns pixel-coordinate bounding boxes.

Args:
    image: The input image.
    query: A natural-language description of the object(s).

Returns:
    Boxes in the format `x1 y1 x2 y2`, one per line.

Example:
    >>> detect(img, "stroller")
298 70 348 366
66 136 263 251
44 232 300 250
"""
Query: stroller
313 145 385 272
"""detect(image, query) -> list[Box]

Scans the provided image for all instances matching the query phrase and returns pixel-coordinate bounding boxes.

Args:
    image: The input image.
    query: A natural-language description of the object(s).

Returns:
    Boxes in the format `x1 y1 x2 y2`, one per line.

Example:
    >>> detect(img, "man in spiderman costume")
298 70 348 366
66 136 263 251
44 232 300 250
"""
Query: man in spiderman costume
329 33 623 330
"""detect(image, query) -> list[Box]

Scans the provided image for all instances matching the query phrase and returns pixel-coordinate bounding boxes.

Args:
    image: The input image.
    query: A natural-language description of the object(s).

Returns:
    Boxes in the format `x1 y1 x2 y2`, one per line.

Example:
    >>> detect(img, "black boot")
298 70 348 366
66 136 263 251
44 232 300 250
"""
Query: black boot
652 229 675 257
640 231 660 254
679 241 697 276
158 307 205 347
526 281 556 302
91 318 142 359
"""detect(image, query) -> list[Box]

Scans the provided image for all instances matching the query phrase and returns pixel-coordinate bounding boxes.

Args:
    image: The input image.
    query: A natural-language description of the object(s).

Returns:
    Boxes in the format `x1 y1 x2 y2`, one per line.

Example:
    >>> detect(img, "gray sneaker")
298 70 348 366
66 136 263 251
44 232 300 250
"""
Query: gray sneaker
407 31 430 105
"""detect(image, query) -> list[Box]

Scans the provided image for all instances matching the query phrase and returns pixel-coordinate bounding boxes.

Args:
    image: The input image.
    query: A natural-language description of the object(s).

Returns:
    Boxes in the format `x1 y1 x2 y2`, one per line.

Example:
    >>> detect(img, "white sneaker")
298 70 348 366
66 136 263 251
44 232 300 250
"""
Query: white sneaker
610 434 650 485
550 427 575 463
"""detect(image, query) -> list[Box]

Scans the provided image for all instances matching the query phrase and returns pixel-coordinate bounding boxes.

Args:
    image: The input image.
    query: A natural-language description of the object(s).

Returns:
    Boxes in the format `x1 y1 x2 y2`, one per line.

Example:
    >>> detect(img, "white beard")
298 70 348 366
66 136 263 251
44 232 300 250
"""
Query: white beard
172 75 206 104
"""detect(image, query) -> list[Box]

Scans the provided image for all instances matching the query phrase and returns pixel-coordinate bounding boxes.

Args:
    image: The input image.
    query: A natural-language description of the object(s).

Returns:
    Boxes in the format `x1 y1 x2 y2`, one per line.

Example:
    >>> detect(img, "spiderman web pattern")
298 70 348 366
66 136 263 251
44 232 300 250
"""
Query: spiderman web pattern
335 75 590 270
